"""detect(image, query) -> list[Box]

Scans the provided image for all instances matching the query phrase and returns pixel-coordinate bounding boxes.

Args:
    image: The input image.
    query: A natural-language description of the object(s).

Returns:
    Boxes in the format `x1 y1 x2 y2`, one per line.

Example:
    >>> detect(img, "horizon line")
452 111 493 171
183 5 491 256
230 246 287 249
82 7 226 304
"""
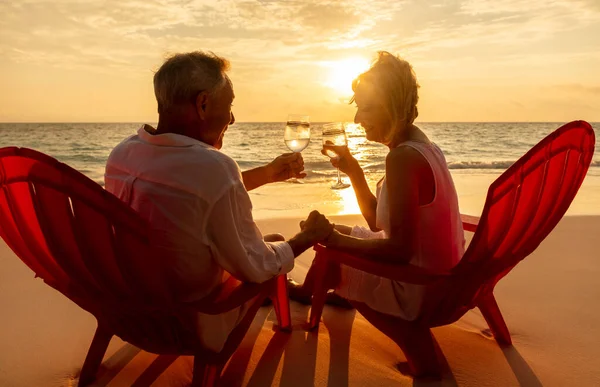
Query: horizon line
1 120 597 124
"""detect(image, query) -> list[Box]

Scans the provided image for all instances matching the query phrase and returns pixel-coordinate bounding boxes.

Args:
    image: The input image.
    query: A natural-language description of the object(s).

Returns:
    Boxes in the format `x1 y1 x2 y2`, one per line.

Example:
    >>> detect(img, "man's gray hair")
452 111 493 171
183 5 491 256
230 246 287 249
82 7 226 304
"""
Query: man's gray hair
153 51 230 113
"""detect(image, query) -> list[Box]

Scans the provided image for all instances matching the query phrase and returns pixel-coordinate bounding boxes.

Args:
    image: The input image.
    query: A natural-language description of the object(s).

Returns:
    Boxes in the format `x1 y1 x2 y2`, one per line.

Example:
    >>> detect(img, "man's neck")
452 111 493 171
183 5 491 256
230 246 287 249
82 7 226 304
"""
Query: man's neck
154 118 215 147
155 120 182 135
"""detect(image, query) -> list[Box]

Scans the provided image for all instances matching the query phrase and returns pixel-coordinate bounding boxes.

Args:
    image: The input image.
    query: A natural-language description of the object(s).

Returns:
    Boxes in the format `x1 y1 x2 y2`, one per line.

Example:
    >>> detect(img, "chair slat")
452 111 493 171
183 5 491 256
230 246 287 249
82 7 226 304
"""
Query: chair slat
113 225 173 303
494 160 547 259
527 151 583 255
0 187 60 282
70 198 132 298
469 181 519 263
4 183 70 286
513 150 570 255
32 183 103 296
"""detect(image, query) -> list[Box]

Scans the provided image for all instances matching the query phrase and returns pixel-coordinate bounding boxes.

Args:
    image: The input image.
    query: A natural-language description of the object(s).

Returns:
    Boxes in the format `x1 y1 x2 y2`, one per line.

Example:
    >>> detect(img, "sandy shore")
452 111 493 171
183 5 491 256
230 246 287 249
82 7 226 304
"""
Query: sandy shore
1 214 599 386
250 169 600 220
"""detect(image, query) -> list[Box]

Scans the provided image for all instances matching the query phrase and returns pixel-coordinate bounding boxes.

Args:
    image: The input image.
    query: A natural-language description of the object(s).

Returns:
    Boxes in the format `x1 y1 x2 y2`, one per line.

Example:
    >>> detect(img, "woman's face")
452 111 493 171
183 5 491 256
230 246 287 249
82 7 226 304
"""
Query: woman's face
353 81 393 144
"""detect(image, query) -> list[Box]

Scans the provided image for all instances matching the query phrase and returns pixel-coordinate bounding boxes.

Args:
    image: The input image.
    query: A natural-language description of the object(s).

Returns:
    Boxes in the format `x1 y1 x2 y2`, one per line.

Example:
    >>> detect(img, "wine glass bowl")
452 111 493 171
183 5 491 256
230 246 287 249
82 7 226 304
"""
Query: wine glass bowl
284 115 311 153
322 122 351 190
284 114 310 183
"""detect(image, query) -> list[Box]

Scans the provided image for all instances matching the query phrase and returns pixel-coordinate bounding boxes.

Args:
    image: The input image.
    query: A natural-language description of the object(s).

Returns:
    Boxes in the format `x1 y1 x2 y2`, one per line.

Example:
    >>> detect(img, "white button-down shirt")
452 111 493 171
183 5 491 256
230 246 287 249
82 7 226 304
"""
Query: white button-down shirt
104 125 294 351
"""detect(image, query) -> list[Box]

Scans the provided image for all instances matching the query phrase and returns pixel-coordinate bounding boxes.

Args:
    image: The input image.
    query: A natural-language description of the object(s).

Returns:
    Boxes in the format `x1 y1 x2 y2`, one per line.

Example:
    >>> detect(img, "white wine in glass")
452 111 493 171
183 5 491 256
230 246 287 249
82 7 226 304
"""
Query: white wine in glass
322 122 351 190
284 114 311 182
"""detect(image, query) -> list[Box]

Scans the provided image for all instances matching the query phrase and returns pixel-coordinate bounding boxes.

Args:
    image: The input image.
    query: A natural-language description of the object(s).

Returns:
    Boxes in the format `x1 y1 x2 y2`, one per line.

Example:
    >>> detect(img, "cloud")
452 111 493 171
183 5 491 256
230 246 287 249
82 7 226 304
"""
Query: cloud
374 0 600 57
546 84 600 95
0 0 413 73
1 0 600 122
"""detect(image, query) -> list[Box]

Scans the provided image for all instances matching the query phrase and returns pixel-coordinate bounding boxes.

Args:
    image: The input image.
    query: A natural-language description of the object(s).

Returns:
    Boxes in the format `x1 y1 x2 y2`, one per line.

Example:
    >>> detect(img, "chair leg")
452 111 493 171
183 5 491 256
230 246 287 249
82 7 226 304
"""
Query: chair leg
309 289 327 330
308 257 329 330
271 274 291 331
478 293 512 345
78 324 113 387
308 253 342 330
191 357 222 387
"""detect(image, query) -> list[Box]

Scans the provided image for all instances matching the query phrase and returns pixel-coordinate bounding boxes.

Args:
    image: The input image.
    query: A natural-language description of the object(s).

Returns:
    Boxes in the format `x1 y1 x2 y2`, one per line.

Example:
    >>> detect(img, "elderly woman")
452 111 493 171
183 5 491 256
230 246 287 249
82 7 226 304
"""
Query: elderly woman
291 51 465 376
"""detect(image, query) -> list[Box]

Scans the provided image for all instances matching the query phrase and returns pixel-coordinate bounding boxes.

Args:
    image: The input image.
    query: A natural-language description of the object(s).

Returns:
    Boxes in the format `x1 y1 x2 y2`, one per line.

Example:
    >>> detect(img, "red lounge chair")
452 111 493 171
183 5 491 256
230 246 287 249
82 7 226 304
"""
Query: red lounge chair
0 147 291 387
307 120 596 376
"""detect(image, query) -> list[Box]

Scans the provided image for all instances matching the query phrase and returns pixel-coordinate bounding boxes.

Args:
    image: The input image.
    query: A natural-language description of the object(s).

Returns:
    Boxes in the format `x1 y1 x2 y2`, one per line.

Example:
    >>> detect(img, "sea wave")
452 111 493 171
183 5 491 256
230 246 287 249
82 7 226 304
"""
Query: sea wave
447 160 515 170
307 160 517 172
310 159 600 172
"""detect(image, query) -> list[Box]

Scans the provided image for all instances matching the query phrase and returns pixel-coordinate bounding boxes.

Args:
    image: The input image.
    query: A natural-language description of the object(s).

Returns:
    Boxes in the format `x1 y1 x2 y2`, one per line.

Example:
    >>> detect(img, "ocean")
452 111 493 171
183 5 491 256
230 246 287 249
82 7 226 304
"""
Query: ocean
1 122 599 218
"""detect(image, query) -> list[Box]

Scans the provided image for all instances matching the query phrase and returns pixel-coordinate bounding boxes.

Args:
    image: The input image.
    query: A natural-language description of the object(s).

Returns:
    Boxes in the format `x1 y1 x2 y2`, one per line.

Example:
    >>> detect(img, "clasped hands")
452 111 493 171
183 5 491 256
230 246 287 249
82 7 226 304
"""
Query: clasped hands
299 210 335 245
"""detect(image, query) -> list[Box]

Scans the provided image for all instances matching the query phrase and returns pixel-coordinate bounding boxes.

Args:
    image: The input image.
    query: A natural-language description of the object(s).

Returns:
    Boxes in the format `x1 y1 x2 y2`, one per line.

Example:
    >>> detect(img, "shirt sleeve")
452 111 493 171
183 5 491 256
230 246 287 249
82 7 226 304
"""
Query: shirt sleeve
350 225 387 240
205 182 294 283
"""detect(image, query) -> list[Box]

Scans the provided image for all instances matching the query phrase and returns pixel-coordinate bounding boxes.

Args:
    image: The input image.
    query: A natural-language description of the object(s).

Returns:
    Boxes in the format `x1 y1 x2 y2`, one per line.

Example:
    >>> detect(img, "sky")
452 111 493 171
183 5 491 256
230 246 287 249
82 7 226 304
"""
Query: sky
1 0 600 123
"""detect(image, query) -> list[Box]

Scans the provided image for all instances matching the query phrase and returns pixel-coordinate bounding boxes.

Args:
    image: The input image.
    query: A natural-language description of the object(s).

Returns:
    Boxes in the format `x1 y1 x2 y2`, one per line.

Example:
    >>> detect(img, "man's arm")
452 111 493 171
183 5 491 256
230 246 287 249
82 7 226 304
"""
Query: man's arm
242 153 306 191
241 165 270 192
206 183 323 282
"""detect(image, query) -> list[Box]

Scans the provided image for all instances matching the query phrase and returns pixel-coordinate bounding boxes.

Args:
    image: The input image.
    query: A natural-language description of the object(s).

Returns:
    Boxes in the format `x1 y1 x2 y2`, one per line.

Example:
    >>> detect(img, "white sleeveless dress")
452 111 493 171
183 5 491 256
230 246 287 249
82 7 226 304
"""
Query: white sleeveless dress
335 141 465 321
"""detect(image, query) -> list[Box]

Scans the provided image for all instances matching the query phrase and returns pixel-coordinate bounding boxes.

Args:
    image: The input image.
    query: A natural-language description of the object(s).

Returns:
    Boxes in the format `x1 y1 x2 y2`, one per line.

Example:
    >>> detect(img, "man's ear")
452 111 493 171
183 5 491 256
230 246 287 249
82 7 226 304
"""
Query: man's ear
195 91 209 119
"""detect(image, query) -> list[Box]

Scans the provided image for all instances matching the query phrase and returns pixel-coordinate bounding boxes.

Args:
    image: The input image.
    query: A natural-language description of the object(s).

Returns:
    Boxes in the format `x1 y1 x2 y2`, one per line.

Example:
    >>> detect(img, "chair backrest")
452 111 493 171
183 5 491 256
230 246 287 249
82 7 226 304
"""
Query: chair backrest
432 121 595 325
0 147 197 352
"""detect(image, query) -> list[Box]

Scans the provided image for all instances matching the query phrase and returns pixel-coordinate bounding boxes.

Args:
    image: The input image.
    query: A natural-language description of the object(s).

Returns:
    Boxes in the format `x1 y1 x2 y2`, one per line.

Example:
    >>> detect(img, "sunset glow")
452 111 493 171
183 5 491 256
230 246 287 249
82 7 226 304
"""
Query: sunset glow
325 57 371 96
0 1 599 122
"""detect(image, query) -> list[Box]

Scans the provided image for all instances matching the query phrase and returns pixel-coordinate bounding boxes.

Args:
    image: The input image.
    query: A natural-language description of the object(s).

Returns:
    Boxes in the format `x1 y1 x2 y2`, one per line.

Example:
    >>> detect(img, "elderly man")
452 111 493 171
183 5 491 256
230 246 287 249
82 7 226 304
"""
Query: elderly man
105 51 332 352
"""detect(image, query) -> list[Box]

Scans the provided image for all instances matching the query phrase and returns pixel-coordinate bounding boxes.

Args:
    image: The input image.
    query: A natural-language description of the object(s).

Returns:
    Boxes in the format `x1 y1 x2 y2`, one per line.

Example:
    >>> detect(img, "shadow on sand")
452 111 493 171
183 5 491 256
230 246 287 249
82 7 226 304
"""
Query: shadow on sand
243 303 357 387
502 346 543 387
87 344 141 386
87 303 542 387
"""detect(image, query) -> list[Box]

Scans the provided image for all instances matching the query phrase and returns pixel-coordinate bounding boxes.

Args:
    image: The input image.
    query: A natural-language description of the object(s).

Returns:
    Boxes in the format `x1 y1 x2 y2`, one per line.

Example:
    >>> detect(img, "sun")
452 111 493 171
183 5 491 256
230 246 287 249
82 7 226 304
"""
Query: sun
324 57 371 96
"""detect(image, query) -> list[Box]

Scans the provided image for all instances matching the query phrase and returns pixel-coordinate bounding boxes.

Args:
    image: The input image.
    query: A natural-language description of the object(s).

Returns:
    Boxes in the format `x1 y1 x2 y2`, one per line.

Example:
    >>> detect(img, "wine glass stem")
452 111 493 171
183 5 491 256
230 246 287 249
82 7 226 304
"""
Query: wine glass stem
337 167 343 184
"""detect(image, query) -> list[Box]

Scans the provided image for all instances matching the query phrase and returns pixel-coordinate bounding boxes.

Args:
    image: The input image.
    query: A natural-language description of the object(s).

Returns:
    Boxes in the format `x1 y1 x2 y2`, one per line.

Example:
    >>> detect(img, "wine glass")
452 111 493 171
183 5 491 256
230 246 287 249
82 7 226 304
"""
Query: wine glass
284 114 311 183
322 122 351 190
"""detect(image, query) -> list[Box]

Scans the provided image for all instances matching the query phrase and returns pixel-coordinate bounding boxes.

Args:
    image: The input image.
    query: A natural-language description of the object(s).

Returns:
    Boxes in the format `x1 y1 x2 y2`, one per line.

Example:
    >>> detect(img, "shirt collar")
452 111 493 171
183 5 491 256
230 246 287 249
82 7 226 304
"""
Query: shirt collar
136 124 216 149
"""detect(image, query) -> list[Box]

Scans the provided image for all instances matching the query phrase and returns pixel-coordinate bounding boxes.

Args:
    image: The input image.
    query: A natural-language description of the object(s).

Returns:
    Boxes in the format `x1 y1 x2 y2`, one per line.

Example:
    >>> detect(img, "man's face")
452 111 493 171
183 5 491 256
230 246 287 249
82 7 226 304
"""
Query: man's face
203 77 235 149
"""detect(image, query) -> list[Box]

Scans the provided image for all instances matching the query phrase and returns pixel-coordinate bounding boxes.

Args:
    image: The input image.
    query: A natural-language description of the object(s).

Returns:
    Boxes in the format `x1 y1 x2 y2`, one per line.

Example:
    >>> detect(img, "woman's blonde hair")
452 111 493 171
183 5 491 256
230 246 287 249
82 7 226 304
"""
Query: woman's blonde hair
352 51 420 142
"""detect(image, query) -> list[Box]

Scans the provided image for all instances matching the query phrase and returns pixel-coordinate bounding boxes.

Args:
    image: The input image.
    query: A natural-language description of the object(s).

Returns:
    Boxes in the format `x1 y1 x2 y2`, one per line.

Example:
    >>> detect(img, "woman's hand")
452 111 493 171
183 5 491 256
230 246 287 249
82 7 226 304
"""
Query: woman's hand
322 144 361 177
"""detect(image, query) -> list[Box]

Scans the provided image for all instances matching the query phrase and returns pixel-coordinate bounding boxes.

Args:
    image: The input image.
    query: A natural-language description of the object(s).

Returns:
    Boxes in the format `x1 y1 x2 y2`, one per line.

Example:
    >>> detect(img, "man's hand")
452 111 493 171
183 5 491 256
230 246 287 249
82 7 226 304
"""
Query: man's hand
242 152 305 191
267 152 306 183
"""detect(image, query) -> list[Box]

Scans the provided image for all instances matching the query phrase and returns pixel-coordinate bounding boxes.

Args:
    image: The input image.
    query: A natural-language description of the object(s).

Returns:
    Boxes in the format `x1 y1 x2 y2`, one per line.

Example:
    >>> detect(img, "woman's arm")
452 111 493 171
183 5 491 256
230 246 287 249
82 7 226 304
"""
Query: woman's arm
323 147 425 264
348 167 380 231
324 145 379 231
334 224 353 235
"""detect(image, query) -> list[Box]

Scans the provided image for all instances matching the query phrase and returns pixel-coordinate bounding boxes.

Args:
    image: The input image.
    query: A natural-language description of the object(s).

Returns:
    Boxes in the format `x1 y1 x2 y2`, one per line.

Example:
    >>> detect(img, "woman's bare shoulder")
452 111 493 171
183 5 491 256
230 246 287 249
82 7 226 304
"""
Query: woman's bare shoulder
386 144 426 166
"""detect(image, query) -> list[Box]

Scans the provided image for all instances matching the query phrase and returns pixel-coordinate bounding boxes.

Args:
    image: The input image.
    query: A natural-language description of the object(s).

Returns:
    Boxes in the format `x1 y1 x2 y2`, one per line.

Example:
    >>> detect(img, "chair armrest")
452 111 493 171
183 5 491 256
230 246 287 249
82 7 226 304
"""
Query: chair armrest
185 275 278 314
461 213 480 233
313 245 450 285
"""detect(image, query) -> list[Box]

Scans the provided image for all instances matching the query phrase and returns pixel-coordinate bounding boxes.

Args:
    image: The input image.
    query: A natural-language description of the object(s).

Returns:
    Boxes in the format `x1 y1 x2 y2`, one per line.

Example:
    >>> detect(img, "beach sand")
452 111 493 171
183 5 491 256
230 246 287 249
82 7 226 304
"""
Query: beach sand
1 214 599 386
249 170 600 220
